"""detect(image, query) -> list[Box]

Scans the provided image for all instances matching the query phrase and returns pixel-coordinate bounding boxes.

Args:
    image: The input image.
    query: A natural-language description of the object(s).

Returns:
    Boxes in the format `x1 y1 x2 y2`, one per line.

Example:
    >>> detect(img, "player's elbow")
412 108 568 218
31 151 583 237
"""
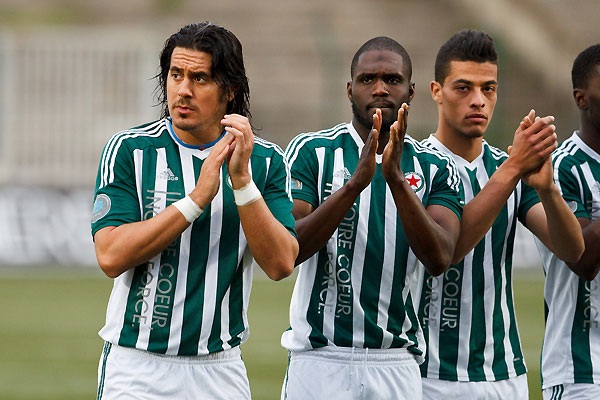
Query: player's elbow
261 238 298 281
264 262 294 281
96 252 127 279
422 252 452 277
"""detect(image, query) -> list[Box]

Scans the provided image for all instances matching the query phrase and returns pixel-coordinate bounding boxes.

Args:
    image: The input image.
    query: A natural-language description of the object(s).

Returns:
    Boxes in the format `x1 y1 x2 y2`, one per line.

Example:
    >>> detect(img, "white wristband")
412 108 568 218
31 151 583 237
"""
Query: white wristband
233 180 262 206
173 195 203 223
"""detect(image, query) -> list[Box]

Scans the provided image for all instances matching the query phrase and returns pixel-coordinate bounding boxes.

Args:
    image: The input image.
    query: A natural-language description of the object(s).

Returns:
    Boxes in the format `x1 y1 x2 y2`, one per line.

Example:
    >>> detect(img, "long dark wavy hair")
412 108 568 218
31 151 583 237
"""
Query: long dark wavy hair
155 22 251 120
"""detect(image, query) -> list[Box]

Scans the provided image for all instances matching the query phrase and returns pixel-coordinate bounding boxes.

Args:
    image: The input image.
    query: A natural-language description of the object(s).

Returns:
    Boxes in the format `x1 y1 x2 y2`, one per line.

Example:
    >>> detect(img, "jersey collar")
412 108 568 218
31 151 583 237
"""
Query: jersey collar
166 118 226 150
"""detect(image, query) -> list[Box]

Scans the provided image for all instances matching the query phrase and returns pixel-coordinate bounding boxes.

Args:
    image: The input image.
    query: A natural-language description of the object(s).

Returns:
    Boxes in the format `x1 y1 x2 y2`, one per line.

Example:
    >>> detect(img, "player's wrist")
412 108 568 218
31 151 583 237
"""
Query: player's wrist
173 195 203 223
230 173 251 190
233 180 262 206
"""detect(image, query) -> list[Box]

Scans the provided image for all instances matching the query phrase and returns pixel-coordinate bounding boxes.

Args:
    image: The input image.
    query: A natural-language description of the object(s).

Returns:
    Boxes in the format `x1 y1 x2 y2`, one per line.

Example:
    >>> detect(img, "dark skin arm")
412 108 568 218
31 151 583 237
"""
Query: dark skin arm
293 112 382 265
565 217 600 280
382 104 460 276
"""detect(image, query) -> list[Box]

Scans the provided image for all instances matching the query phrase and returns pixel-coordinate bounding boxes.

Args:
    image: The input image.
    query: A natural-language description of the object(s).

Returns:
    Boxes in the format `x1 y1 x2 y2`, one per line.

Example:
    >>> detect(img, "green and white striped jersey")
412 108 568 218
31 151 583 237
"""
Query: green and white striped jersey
417 134 539 382
281 123 463 360
91 118 295 356
537 131 600 389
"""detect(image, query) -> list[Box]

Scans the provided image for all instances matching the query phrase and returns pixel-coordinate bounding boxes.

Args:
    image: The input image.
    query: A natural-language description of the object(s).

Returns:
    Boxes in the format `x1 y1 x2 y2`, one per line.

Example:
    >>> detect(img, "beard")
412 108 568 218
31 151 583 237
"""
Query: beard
351 99 402 133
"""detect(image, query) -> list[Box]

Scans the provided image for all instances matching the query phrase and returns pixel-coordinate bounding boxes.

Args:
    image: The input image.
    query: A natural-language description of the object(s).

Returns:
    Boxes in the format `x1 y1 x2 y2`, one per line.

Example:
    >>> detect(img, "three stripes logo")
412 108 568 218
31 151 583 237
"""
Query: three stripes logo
159 167 179 181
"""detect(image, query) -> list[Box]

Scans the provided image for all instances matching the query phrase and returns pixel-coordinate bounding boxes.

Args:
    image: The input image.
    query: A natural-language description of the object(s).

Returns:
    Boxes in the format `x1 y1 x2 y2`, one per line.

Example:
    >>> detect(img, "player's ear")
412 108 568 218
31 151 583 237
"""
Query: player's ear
430 80 442 104
347 81 353 101
408 82 415 103
573 88 587 111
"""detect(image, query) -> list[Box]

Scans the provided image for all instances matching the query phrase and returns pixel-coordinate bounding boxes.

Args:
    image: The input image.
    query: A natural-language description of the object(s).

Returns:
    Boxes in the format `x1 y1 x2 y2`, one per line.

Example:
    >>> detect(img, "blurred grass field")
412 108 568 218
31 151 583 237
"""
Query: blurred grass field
0 266 545 400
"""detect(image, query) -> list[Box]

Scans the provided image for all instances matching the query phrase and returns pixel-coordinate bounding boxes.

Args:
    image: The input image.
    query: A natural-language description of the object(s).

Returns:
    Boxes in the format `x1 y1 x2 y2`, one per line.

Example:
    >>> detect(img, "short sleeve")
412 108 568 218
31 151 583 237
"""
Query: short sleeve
262 149 297 237
91 140 141 237
516 182 541 223
285 138 320 208
555 159 589 219
427 158 464 219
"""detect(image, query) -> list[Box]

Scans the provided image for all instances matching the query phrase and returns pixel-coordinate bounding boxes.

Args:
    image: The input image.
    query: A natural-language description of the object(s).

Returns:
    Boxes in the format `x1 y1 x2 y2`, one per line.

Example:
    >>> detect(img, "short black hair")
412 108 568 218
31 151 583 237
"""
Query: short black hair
572 44 600 89
435 29 497 84
156 22 250 119
350 37 412 80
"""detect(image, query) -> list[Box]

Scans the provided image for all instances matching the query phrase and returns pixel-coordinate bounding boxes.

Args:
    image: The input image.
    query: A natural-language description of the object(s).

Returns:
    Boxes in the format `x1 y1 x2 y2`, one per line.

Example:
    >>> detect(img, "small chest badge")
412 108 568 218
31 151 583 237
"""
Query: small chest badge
404 171 425 192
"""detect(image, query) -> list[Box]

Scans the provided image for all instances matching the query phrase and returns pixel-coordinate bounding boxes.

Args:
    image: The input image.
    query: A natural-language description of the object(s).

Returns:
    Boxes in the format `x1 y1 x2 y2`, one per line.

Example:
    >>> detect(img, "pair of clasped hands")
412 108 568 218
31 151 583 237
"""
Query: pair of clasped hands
189 114 254 210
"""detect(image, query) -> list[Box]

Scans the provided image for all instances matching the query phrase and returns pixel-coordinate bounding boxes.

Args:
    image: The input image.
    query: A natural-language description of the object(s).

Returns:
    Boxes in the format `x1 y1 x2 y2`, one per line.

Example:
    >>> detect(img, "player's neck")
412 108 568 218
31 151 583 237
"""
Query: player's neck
351 119 389 155
578 117 600 154
171 122 223 147
434 123 483 163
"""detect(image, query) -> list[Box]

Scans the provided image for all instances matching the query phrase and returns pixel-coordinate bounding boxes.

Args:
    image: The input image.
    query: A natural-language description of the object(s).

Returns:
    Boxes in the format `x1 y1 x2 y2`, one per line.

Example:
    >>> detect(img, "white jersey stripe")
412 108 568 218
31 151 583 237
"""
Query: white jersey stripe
198 174 223 354
316 148 337 344
351 182 371 348
378 184 397 349
136 147 168 350
167 147 196 354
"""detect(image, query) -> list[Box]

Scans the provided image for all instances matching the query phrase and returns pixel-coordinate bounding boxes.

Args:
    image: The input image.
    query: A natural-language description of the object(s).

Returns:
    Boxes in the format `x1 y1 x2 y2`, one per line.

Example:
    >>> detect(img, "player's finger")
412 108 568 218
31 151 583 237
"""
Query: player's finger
507 145 513 155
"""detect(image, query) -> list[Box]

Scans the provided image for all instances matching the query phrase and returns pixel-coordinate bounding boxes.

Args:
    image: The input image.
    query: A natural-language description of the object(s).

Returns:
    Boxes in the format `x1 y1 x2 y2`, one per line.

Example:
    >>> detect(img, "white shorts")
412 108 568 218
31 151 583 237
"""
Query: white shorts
543 383 600 400
96 342 251 400
281 346 422 400
422 374 528 400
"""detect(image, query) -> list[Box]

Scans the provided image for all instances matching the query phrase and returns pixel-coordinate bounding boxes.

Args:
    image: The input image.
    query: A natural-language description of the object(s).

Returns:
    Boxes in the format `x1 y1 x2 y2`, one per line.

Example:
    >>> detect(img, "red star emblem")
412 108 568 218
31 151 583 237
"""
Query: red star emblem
407 174 421 188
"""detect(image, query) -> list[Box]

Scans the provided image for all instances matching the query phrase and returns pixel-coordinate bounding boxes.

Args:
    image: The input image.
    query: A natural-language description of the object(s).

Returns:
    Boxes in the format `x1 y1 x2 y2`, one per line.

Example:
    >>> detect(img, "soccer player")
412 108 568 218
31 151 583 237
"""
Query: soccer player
281 37 463 399
91 22 298 399
417 30 584 400
537 44 600 400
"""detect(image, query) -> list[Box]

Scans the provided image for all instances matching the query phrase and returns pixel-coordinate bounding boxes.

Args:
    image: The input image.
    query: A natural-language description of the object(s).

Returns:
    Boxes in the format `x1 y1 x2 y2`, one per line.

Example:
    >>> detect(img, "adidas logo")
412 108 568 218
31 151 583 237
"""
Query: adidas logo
160 167 179 181
333 167 352 180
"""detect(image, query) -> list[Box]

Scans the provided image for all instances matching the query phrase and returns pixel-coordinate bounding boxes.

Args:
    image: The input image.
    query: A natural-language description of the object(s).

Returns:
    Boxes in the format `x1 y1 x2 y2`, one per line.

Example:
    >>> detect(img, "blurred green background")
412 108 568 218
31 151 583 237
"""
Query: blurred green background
0 267 545 400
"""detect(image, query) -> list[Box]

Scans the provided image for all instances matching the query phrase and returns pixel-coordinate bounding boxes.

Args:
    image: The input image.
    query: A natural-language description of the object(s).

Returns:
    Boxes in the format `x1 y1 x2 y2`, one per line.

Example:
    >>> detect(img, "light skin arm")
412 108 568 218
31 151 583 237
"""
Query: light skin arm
221 114 298 281
382 104 460 276
292 112 381 264
94 134 234 278
451 110 558 263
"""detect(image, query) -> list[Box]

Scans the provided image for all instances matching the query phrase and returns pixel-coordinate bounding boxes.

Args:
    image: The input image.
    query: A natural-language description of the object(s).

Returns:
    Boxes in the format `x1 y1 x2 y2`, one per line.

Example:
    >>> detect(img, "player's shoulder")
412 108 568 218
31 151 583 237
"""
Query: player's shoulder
285 123 350 157
482 140 508 163
104 119 169 152
553 135 581 168
252 135 286 160
406 134 456 166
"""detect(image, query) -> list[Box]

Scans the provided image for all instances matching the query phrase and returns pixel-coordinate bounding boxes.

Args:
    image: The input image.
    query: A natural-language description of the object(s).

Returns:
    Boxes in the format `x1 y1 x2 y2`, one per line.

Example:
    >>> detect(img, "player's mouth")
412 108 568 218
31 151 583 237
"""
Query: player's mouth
368 101 394 110
466 113 487 123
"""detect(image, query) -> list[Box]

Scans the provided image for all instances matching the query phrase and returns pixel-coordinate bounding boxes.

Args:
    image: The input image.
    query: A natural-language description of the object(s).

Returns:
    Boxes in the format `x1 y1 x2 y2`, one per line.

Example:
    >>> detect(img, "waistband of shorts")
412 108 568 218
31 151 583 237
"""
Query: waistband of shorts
108 342 242 365
290 346 418 364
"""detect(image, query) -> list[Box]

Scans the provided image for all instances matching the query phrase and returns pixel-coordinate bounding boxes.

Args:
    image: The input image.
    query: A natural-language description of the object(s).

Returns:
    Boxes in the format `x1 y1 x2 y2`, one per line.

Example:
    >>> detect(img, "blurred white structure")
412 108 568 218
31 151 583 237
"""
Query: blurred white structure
0 29 159 265
0 28 158 187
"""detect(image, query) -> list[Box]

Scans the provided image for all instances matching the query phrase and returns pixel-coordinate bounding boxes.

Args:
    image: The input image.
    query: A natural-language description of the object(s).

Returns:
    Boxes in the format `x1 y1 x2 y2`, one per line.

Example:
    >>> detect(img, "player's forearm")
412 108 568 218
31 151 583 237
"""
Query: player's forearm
238 200 298 280
294 180 362 265
94 206 191 278
538 186 585 263
452 162 521 263
388 179 456 276
567 218 600 280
